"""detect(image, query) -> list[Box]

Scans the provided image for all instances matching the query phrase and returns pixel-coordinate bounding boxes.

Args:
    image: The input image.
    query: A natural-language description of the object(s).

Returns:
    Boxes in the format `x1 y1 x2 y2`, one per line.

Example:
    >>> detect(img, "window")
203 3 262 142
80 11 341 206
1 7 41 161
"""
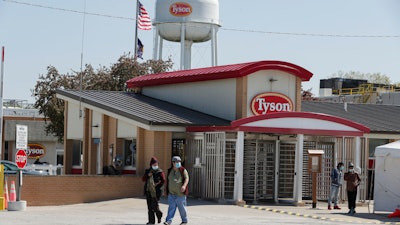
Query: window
172 139 185 160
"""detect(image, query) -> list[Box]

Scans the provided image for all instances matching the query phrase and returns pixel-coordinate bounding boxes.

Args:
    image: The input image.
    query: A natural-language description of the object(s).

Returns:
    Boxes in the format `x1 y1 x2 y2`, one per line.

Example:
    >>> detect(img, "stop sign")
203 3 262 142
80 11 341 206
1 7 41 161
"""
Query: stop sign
15 149 28 169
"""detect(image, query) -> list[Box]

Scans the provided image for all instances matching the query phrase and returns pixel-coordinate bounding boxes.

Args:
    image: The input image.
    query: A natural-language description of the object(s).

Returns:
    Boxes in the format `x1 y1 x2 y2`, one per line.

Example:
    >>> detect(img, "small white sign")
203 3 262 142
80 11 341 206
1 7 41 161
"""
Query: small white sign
16 124 28 150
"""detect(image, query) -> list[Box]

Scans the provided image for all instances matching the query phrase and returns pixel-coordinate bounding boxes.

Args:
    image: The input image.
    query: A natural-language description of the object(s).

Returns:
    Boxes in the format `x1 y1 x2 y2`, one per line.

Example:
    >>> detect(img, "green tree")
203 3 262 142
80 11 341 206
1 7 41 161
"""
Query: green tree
32 54 173 142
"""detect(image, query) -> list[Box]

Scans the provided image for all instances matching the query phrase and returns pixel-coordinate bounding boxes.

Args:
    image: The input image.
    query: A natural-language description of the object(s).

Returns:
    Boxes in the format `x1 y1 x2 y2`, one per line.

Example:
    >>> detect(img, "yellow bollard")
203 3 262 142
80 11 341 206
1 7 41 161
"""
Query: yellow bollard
0 164 5 210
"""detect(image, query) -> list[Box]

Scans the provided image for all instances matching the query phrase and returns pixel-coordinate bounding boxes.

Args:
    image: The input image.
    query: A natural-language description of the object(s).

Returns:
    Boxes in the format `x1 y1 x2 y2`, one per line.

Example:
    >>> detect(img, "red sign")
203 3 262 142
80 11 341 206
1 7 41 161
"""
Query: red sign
15 149 28 169
27 143 46 158
251 92 293 115
170 2 192 17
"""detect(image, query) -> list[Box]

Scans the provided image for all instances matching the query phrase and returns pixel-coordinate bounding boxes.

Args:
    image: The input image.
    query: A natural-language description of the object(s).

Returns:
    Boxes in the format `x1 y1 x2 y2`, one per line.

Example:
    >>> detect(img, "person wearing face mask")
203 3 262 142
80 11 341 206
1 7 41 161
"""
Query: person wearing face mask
328 162 344 210
344 162 361 215
142 157 166 224
164 156 189 225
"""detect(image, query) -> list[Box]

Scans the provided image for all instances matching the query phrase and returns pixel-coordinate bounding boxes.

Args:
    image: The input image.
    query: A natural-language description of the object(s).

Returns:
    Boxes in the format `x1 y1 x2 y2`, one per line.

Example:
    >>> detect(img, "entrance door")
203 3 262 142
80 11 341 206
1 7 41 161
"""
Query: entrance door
278 142 296 199
243 140 276 202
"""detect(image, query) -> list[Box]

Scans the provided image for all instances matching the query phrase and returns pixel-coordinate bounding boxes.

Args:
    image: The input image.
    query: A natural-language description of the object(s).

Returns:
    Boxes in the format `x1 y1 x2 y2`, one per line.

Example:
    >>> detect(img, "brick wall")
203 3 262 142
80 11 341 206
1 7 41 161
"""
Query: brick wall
4 175 144 206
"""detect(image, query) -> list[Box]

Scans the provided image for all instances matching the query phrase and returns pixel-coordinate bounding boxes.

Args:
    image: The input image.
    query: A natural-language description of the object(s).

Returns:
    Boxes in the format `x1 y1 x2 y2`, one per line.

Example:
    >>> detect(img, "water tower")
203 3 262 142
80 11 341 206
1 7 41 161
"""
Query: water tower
153 0 220 70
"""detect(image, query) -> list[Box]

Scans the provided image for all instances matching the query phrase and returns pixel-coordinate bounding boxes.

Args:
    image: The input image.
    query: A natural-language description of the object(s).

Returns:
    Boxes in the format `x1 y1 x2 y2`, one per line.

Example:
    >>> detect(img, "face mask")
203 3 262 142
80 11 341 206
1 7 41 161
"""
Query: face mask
175 162 181 168
349 169 354 173
152 166 158 170
340 166 344 171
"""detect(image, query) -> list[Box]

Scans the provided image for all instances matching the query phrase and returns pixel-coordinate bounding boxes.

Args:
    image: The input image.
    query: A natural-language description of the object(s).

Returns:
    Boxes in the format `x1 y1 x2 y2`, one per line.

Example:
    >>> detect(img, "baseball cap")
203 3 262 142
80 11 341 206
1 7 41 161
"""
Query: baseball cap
172 156 182 162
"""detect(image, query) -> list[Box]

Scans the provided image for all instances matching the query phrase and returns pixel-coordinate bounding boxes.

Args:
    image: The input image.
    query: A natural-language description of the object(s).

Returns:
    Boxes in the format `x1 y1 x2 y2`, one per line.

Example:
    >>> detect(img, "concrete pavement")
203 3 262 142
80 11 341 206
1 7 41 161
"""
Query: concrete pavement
1 198 400 225
242 200 400 225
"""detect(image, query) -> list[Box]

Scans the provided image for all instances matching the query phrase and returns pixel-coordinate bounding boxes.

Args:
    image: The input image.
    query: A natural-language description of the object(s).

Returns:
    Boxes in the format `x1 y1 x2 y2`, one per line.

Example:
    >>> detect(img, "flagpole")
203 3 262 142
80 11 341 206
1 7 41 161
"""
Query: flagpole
0 46 4 158
134 0 139 61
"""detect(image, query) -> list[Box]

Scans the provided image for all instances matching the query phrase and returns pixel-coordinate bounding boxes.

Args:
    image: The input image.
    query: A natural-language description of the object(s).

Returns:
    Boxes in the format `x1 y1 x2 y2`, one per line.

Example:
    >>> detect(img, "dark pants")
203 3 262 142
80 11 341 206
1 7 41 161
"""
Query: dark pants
347 190 357 210
146 193 162 224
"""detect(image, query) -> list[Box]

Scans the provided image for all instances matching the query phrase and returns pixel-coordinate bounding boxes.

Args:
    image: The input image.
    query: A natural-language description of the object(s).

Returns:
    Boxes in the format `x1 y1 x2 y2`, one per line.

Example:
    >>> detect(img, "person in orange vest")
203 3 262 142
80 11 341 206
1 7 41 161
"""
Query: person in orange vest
163 156 189 225
142 157 165 225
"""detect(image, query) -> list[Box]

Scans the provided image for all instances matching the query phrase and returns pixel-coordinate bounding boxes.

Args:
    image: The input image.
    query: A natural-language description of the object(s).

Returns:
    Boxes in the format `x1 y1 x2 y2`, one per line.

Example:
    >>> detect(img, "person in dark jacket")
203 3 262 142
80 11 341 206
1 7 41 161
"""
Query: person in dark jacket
142 157 166 224
328 162 344 210
344 162 361 215
164 156 189 225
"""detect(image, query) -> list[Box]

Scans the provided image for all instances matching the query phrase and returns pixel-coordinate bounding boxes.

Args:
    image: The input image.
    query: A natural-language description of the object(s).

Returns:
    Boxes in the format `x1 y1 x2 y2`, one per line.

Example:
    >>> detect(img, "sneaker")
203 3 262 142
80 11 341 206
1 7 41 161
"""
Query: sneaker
164 222 170 225
328 206 332 210
334 205 341 210
180 223 188 225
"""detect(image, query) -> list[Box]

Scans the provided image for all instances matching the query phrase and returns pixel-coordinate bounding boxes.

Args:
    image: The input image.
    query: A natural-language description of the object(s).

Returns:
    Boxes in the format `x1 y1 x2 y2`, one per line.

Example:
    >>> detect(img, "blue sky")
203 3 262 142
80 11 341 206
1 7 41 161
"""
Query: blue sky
1 0 399 103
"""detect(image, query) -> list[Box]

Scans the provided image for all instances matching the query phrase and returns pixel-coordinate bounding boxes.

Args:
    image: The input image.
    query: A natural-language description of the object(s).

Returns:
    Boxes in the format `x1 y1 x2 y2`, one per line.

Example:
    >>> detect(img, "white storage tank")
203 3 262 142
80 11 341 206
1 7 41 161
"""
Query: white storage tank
154 0 220 42
153 0 220 69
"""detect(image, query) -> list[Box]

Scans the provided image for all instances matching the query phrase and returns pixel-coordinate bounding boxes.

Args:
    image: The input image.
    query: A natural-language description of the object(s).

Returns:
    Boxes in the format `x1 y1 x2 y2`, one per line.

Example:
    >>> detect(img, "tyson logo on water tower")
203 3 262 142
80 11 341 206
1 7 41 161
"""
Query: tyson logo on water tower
251 92 293 115
170 2 192 17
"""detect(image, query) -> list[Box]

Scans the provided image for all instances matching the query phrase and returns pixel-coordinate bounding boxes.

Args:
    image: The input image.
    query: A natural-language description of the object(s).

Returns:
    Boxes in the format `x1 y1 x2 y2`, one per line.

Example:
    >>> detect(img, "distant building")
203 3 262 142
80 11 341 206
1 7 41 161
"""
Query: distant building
319 77 400 105
1 99 63 167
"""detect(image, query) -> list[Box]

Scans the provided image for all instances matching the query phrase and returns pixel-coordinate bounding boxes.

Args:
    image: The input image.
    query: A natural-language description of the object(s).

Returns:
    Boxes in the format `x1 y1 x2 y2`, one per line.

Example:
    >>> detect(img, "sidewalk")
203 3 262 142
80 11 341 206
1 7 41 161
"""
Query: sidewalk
243 200 400 225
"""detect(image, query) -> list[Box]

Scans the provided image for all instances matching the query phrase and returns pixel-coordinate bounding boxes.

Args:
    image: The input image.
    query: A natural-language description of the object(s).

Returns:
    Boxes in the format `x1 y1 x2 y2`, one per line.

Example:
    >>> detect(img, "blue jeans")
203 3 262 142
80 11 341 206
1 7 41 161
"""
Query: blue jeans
165 194 188 223
328 185 340 206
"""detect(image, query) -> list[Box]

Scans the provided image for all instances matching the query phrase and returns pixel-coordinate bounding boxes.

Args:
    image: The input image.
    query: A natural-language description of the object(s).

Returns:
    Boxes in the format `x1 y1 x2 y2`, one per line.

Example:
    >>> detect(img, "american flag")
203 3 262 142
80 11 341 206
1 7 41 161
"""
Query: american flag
138 2 151 30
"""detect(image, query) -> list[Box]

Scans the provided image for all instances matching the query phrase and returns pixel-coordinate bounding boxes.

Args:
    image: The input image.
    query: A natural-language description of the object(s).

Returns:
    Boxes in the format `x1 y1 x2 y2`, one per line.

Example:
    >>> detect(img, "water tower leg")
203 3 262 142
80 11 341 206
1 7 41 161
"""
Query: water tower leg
180 23 186 70
153 27 159 60
184 41 192 70
211 25 218 66
158 38 164 60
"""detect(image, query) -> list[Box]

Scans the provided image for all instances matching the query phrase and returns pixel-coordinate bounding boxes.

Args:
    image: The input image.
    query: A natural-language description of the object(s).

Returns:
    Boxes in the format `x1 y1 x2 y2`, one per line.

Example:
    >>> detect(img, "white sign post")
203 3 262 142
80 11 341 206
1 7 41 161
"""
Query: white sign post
9 124 28 211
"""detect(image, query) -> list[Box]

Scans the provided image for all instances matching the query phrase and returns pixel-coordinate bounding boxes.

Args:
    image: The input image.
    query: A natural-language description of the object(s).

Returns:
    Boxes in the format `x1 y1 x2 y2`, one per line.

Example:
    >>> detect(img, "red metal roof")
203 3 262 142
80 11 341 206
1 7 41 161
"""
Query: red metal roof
126 60 313 88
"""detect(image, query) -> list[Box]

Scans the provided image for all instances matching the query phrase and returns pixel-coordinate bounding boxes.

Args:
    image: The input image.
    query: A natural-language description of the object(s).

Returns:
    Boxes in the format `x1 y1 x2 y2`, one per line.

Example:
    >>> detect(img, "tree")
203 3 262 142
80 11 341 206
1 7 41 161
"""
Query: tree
329 71 392 84
32 54 174 142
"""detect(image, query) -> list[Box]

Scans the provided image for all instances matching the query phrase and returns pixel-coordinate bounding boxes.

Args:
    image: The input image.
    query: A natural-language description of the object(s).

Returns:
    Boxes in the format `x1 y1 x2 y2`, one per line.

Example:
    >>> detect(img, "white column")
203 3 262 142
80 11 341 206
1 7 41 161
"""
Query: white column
233 131 244 204
294 134 304 204
354 136 361 169
274 139 280 203
354 136 361 202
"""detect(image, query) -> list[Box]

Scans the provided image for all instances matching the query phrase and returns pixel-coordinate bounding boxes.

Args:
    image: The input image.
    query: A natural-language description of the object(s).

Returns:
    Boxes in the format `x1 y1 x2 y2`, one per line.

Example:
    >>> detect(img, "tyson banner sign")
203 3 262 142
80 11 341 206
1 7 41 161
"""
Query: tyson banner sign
27 143 46 158
251 92 293 115
170 2 192 17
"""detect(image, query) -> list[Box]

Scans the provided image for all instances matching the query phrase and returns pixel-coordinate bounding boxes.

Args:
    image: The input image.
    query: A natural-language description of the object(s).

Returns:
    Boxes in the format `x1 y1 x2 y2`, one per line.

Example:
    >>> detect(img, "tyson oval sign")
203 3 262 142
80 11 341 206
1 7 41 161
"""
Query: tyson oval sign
251 92 293 115
27 143 46 158
169 2 192 17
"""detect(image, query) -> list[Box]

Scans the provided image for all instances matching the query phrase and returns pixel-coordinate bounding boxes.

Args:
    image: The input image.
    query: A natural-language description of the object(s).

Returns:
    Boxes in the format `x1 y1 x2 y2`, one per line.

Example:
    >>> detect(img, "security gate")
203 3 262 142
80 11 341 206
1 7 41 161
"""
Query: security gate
187 132 234 200
243 140 276 202
278 142 296 199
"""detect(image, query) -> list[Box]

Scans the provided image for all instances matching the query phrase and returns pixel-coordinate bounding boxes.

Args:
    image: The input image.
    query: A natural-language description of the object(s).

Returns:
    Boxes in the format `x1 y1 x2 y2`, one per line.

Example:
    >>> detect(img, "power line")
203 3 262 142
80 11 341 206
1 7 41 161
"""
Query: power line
3 0 400 39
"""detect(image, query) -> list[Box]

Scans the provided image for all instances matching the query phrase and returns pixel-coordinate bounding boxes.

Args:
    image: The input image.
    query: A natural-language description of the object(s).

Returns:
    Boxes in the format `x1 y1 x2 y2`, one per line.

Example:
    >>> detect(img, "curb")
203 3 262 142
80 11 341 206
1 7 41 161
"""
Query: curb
241 205 400 225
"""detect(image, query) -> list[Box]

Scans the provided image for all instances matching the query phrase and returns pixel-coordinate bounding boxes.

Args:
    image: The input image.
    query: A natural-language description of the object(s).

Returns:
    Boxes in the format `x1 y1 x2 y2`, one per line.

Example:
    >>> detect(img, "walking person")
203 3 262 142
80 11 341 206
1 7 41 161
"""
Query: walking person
328 162 344 210
143 157 166 224
164 156 189 225
344 162 361 215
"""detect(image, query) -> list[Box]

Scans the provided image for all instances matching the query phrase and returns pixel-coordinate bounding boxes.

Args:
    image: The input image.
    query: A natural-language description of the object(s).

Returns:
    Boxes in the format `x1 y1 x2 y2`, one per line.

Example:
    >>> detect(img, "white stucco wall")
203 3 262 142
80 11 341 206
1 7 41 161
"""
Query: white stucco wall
143 79 237 120
67 102 84 139
92 111 102 138
246 70 296 117
117 121 137 139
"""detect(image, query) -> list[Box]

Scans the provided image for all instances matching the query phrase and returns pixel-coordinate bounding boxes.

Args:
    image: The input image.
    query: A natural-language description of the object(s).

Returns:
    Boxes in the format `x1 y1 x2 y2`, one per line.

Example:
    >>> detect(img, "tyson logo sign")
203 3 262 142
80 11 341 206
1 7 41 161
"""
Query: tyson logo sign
169 2 192 17
27 143 46 158
251 92 293 115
